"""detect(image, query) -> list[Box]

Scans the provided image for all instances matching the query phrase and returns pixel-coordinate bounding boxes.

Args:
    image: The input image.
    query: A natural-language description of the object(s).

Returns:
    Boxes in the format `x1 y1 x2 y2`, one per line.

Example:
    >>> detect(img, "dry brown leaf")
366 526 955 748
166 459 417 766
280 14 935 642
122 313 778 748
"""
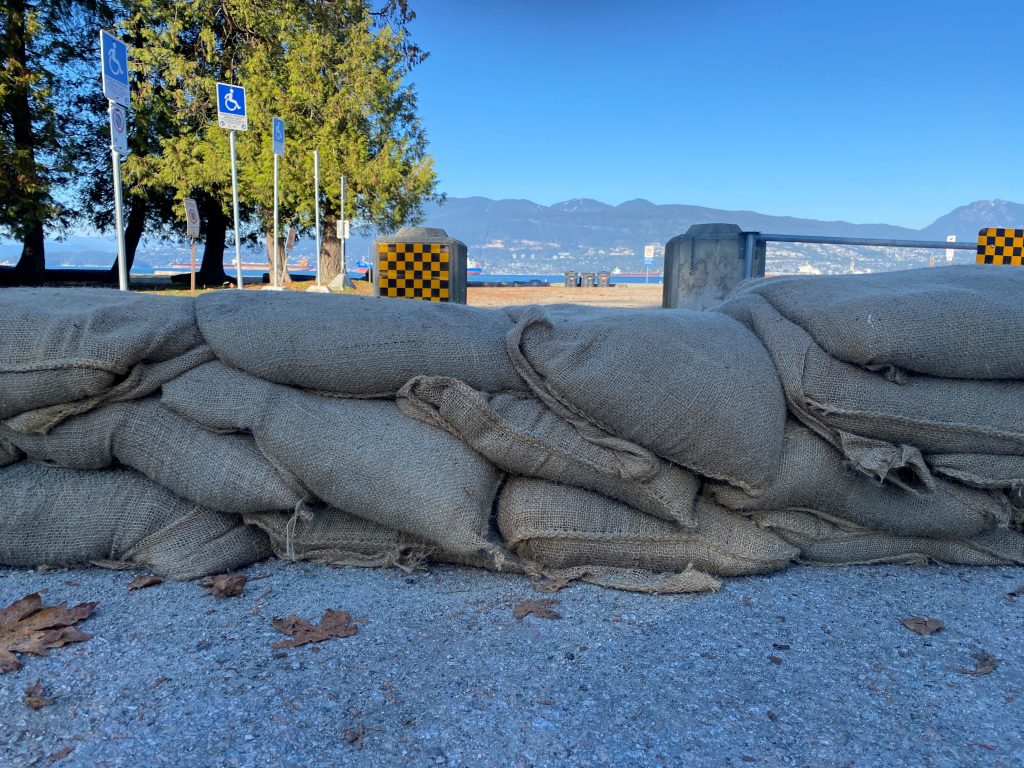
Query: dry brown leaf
343 721 366 749
900 617 944 636
533 579 571 594
127 575 162 593
47 746 75 762
0 593 97 674
24 679 55 709
200 574 247 598
958 651 999 676
271 609 359 648
513 599 561 620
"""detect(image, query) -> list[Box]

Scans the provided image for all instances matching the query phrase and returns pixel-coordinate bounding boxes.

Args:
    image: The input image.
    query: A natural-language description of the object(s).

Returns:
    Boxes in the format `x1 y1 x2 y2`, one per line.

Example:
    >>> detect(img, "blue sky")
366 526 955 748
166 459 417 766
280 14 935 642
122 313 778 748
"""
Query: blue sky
409 1 1020 228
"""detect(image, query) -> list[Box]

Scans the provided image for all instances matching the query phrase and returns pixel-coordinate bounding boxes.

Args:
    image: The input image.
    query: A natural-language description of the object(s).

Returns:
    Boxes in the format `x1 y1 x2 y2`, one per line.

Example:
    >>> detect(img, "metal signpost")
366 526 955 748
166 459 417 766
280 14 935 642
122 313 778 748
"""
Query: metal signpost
339 175 349 281
184 198 200 294
217 82 247 289
313 150 322 287
643 244 655 284
272 117 285 288
100 31 130 291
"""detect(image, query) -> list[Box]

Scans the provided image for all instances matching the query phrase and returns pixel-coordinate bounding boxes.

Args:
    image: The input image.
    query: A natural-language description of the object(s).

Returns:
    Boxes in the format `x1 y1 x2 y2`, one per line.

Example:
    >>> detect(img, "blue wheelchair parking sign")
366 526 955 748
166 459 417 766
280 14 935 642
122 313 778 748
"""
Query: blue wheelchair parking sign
216 82 248 131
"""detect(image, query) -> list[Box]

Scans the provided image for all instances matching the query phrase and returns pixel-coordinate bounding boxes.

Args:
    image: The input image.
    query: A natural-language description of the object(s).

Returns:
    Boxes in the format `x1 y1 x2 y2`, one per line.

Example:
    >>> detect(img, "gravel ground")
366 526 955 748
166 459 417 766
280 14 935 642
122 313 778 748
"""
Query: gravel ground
1 560 1022 768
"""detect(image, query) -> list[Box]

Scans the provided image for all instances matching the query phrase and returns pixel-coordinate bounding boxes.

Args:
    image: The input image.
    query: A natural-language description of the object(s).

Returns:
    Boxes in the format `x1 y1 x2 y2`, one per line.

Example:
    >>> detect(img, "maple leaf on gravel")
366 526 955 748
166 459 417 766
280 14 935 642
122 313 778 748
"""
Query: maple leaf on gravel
513 599 561 620
24 679 55 709
200 574 247 598
127 575 163 593
900 617 944 636
0 593 97 673
271 609 360 648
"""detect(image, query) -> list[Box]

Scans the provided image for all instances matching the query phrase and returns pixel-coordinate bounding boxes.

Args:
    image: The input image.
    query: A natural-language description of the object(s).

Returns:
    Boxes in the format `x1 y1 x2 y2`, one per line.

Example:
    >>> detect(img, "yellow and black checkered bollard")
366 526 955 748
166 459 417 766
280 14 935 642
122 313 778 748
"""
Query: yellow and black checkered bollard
372 227 469 303
977 227 1024 266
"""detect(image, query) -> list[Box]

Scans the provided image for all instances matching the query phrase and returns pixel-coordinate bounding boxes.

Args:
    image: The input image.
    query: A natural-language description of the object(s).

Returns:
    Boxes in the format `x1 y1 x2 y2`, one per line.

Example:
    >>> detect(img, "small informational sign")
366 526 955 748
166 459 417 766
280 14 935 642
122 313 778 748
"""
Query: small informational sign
216 82 248 131
285 226 297 252
110 103 128 154
946 234 956 263
643 244 655 266
100 31 130 107
184 198 200 239
272 117 285 156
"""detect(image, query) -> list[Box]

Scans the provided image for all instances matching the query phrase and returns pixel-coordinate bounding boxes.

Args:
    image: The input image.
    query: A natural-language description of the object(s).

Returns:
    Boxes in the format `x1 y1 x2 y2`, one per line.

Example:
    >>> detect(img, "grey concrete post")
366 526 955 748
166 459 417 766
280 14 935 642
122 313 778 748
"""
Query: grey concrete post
372 226 468 304
662 223 766 309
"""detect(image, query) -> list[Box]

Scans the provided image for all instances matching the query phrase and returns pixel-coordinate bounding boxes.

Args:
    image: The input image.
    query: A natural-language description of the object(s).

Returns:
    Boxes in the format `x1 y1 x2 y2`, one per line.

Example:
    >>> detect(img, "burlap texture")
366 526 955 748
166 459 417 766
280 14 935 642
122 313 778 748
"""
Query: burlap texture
708 422 1009 539
536 565 721 594
0 462 271 579
498 478 797 576
162 361 503 558
2 398 302 515
245 503 431 568
506 306 786 494
731 265 1024 379
195 290 525 396
396 376 699 527
754 509 1024 566
0 437 19 467
720 293 1024 487
929 453 1024 492
0 288 205 423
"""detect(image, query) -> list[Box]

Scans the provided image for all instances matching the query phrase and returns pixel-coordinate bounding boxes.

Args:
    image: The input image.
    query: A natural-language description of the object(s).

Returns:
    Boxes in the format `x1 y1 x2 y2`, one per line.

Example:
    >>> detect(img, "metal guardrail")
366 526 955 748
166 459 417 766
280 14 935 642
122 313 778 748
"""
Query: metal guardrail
741 232 976 280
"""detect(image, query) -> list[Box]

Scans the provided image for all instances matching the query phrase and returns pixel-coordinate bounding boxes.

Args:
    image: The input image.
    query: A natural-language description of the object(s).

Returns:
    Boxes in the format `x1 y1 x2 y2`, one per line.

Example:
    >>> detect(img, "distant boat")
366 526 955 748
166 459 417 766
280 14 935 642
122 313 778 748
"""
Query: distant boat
611 266 661 278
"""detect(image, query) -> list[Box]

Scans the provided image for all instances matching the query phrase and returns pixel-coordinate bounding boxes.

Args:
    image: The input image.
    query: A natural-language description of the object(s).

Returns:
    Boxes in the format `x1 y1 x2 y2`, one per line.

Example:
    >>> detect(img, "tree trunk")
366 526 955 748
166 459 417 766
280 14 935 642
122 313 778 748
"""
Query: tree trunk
197 199 230 287
10 223 45 285
320 212 354 289
263 229 291 285
1 0 45 286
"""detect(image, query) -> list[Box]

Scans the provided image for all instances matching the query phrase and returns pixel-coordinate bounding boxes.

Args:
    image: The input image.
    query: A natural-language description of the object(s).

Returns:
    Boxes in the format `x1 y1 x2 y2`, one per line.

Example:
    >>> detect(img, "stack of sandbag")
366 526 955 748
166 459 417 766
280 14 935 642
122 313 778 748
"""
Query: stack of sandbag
716 265 1024 565
2 267 1022 591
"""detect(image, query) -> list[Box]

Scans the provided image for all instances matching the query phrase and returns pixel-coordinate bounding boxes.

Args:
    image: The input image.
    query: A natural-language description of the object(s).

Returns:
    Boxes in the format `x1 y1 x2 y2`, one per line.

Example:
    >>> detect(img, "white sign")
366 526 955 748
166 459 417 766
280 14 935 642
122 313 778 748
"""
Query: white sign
337 220 351 239
946 234 956 263
216 82 248 131
643 244 655 266
184 198 200 239
285 226 297 252
272 117 285 156
100 31 130 107
110 103 128 154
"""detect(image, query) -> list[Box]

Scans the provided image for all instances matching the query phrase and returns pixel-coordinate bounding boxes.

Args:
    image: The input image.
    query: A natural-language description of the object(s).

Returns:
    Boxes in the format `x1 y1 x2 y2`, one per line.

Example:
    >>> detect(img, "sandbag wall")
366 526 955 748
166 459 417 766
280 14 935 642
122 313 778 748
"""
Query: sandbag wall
1 266 1022 592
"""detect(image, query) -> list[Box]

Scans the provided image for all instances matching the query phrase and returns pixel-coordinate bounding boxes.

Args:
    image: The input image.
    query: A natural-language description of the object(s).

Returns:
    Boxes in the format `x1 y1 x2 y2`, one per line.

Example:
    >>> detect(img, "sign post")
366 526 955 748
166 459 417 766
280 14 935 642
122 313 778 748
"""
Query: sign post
184 198 200 294
339 175 348 282
643 244 656 285
217 82 247 289
100 31 130 291
946 234 956 263
271 117 285 288
313 150 322 287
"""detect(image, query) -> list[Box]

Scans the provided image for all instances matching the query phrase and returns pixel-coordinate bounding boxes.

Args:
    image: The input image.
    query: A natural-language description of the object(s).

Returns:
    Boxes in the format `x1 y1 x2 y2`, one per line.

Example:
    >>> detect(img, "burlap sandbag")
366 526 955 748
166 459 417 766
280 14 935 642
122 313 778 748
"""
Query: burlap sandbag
0 288 209 430
0 436 19 467
497 478 797 577
754 509 1024 566
505 306 785 494
195 290 525 396
162 361 503 558
245 503 431 568
1 398 302 515
396 375 699 527
731 265 1024 379
708 422 1009 539
0 462 272 579
720 292 1024 487
928 453 1024 492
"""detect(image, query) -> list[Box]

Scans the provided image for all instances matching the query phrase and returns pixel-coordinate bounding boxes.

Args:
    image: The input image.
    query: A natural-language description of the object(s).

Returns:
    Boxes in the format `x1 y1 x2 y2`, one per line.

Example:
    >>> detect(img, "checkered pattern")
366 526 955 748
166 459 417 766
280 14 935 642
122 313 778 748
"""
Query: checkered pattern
376 242 450 301
976 227 1024 266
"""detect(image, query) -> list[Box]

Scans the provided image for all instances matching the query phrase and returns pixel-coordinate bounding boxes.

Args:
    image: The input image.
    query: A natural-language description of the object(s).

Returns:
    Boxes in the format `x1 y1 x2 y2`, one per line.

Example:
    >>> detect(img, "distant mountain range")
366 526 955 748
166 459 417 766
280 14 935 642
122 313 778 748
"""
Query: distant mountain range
3 198 1022 276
